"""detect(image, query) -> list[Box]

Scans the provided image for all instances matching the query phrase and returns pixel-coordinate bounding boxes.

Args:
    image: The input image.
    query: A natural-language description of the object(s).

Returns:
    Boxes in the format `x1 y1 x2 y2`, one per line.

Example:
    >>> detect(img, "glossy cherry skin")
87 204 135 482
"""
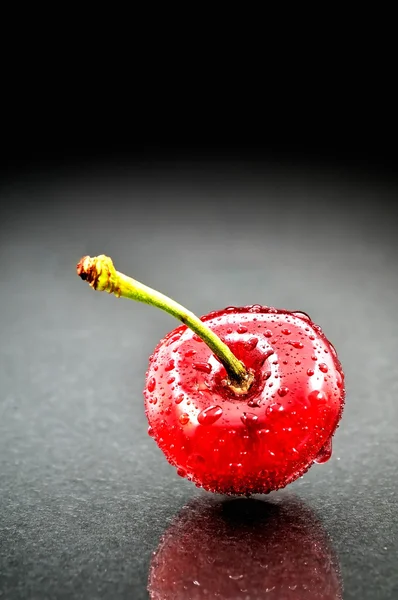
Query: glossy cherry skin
144 306 345 495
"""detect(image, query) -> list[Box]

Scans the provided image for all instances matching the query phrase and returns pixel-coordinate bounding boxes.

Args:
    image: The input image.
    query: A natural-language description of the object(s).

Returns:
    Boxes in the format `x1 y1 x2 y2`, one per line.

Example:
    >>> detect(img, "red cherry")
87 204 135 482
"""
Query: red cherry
77 255 345 496
148 495 342 599
145 306 345 495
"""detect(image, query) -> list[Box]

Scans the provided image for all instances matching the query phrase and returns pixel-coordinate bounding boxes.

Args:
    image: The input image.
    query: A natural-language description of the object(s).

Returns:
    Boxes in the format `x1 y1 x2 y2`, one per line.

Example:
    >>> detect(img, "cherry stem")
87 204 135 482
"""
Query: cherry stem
76 254 253 390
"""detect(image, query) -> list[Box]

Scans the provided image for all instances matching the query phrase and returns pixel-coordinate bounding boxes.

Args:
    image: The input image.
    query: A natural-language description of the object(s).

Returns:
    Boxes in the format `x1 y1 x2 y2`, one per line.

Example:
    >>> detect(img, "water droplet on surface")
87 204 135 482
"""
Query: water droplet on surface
165 359 175 371
319 363 328 373
309 334 315 340
185 349 196 357
329 342 338 357
295 360 301 365
278 387 289 397
167 333 182 345
336 371 343 388
249 304 262 313
175 393 184 404
241 412 259 427
245 337 258 350
229 574 244 580
281 328 291 335
264 329 273 337
307 368 315 376
289 341 304 349
179 413 190 425
177 467 187 477
167 376 175 384
308 390 328 403
197 405 223 426
147 377 156 392
147 425 154 437
292 311 311 321
237 325 248 333
193 361 212 374
315 438 333 463
311 355 317 361
247 396 262 407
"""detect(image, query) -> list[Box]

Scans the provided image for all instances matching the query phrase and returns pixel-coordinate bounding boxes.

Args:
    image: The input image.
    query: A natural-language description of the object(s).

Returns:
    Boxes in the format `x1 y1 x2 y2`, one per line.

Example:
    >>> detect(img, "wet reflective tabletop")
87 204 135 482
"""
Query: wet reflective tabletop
1 163 397 599
148 494 342 599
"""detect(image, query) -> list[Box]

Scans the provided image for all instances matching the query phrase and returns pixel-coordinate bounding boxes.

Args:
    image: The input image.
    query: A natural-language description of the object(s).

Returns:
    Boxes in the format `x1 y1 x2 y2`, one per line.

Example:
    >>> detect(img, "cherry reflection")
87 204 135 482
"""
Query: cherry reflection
148 494 342 599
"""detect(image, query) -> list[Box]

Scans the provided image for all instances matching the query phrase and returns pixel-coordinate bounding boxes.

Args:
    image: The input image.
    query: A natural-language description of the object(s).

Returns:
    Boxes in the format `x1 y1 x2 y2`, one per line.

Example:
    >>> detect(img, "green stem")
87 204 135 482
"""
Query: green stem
76 254 252 388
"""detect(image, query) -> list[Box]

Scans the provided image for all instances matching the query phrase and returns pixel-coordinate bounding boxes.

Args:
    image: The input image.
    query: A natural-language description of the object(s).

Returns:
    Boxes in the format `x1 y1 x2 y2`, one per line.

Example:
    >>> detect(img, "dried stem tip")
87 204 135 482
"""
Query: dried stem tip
76 255 118 293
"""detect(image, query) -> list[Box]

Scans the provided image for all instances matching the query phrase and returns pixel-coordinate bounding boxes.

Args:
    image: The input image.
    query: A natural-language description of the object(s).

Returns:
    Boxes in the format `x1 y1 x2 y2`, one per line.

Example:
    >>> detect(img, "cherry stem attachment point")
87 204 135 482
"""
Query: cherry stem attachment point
76 255 253 392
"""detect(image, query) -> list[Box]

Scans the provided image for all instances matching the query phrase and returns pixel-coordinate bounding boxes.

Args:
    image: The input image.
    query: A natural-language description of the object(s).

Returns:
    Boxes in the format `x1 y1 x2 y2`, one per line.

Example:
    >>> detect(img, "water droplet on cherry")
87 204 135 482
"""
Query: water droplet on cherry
307 368 315 376
308 390 328 402
147 377 156 392
165 359 175 371
245 337 258 350
248 305 262 313
292 311 311 321
336 371 343 388
247 396 261 408
175 393 184 405
289 341 304 349
193 362 212 374
319 363 328 373
179 413 190 425
237 325 248 333
167 333 181 345
278 387 289 397
197 405 223 426
240 412 259 427
315 438 333 464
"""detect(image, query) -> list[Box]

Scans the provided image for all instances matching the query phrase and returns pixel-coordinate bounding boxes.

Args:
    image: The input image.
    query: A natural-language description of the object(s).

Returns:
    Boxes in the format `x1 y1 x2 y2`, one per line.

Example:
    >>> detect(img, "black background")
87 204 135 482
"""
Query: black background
1 74 398 599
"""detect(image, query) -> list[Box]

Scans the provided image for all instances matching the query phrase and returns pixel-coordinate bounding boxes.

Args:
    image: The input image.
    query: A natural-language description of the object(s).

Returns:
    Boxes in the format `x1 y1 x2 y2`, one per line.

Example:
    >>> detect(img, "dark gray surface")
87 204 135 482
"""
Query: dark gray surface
0 163 397 599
